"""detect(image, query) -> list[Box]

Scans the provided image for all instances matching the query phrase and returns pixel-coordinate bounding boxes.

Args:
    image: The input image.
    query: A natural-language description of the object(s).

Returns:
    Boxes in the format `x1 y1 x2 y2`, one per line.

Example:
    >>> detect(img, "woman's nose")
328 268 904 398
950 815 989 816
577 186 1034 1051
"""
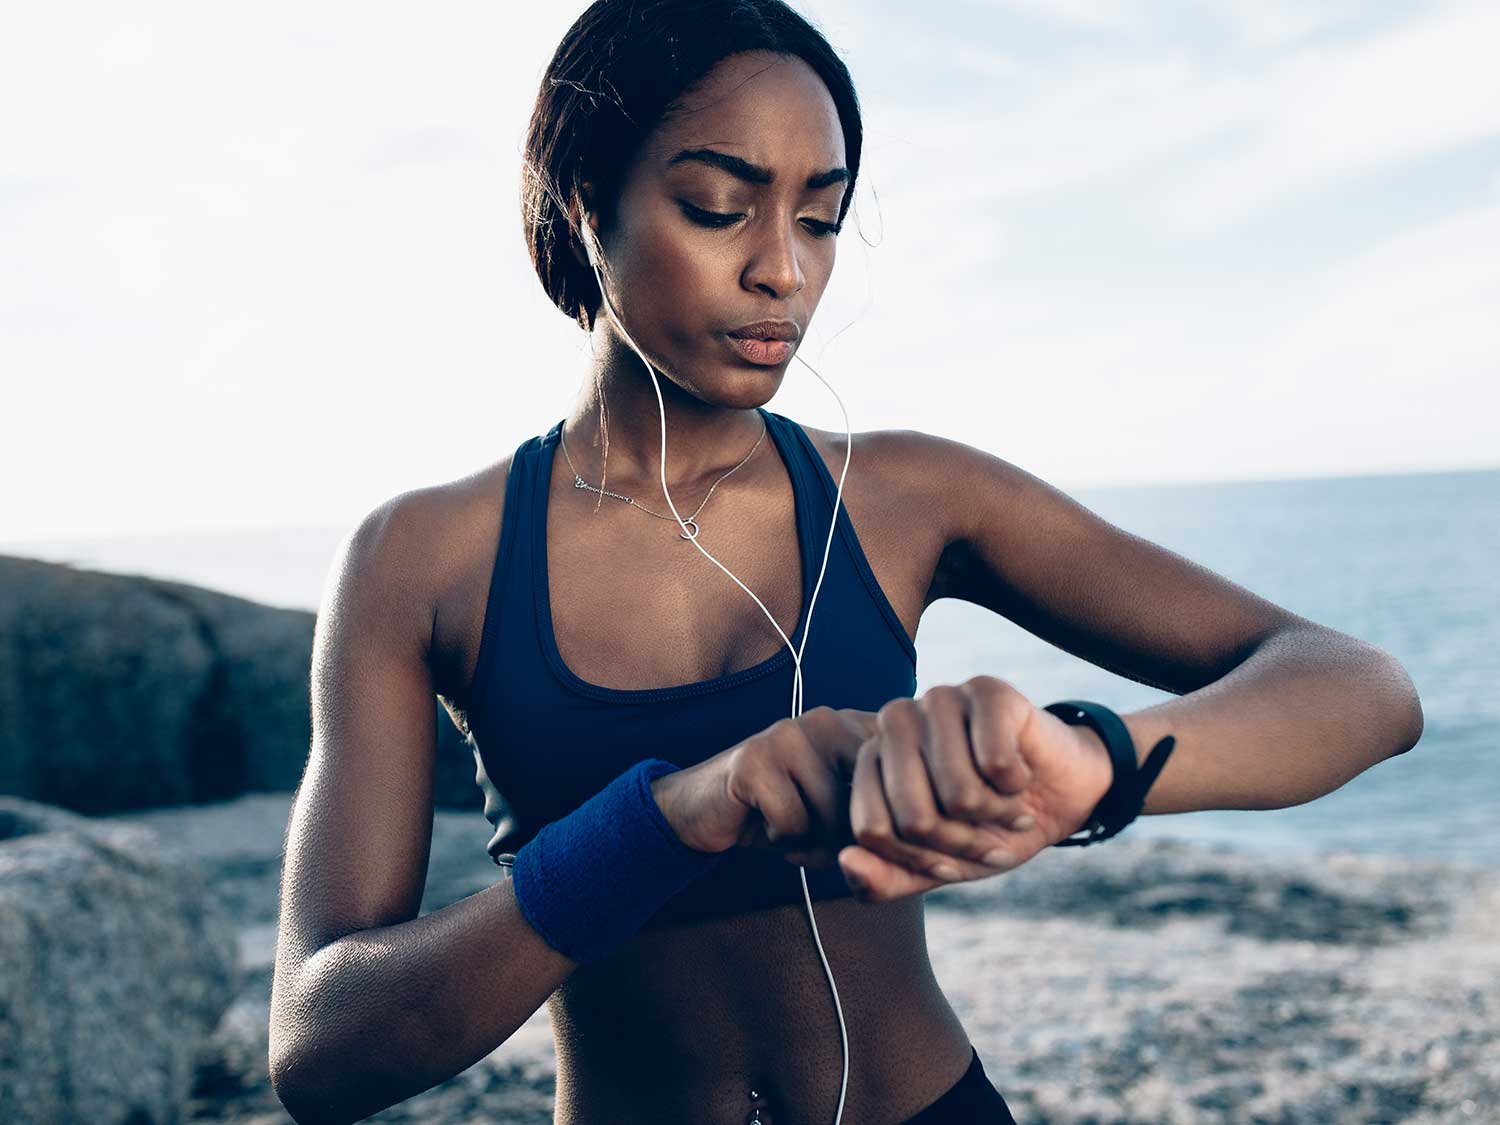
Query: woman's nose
742 219 805 299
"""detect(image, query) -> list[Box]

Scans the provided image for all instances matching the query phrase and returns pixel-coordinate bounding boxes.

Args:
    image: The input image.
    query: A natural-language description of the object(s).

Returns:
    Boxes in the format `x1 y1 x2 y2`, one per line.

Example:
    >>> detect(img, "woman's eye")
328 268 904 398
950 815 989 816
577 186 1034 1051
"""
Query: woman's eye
679 202 841 239
680 203 743 228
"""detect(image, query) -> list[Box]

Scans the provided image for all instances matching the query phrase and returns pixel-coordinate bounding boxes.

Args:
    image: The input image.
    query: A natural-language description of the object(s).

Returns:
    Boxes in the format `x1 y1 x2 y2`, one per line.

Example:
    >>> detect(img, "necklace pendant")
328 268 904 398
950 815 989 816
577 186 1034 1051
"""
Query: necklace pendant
678 518 700 541
573 476 589 489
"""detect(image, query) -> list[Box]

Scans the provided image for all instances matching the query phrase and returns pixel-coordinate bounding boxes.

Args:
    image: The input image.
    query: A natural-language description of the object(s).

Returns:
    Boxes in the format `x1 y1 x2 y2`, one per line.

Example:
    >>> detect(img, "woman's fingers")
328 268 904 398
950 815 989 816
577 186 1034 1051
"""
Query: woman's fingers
727 724 813 846
849 734 1021 878
744 679 1100 902
839 844 942 900
915 687 1015 823
963 677 1034 797
862 714 1028 866
736 712 856 858
881 694 1035 837
735 702 1038 888
780 726 845 847
878 700 950 834
837 842 1015 903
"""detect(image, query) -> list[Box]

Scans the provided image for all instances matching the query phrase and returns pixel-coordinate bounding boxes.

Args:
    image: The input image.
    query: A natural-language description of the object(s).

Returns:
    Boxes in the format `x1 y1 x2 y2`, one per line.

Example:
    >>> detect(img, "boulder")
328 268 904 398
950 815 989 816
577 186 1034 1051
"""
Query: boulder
0 555 481 814
0 797 241 1124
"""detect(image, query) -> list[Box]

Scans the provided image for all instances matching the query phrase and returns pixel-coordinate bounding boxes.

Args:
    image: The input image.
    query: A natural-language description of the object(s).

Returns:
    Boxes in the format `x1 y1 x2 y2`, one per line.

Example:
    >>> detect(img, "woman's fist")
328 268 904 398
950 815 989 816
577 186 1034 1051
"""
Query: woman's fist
648 706 873 862
648 679 1118 906
837 675 1114 902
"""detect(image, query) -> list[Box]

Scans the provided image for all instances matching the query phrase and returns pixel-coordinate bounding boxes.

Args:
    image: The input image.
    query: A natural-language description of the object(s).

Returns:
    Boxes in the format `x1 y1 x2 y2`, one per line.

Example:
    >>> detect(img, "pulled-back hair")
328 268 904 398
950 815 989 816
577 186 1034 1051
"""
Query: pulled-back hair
521 0 864 333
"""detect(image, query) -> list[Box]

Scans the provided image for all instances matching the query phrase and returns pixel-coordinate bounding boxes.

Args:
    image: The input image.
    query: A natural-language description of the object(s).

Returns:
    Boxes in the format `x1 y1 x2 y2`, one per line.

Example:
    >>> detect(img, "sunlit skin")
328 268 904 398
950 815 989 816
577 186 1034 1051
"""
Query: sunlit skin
564 52 844 479
558 49 1116 903
269 43 1422 1125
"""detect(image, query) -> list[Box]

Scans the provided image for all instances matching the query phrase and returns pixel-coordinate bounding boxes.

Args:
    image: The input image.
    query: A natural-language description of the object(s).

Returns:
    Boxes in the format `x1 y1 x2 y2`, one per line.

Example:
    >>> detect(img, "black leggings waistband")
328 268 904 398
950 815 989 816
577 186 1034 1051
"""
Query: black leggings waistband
899 1047 1018 1124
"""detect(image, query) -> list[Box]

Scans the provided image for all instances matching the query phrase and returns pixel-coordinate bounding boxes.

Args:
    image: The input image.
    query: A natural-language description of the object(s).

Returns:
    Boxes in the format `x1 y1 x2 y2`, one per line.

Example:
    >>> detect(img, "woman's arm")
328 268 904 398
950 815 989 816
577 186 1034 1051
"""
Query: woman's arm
270 493 577 1125
274 879 576 1125
829 633 1423 903
1087 624 1422 814
815 434 1424 901
913 430 1423 813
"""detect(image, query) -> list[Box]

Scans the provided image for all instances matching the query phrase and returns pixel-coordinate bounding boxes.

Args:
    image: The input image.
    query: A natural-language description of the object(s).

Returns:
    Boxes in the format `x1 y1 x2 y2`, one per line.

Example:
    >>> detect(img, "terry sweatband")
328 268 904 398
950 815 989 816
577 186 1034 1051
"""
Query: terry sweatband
508 757 730 965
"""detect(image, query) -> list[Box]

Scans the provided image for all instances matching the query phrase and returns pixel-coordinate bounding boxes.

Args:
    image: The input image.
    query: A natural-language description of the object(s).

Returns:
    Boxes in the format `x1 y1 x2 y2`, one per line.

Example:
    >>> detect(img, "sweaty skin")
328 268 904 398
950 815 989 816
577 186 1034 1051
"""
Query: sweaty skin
432 420 974 1124
431 47 988 1125
287 25 1422 1121
547 892 973 1124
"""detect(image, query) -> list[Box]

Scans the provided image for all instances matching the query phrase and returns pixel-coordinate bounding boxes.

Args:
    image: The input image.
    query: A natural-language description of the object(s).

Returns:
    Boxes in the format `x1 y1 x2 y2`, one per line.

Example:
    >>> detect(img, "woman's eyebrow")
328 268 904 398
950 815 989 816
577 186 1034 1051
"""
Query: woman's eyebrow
667 147 850 190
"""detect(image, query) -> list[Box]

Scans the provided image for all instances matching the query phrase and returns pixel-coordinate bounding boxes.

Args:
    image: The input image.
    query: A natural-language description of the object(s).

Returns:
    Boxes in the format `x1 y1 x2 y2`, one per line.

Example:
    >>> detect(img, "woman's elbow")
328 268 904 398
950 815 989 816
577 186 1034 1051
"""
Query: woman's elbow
269 1014 362 1125
269 1049 347 1125
1375 648 1424 757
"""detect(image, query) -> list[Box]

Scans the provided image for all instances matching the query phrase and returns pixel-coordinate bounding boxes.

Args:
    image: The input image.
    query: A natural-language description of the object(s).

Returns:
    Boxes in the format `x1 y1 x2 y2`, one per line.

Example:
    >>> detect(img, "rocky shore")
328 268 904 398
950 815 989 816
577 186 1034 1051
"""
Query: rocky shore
3 554 1493 1123
94 792 1498 1125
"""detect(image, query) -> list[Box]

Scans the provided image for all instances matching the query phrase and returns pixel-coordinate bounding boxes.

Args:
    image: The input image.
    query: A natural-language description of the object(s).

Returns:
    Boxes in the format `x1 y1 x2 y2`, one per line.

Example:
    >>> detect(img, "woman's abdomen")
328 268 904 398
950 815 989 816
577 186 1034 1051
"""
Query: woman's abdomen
547 893 975 1124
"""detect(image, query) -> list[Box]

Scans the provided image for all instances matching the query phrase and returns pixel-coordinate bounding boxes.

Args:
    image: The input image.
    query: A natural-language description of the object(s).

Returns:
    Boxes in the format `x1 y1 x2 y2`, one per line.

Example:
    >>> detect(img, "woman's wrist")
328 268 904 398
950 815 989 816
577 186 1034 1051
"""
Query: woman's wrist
1044 700 1177 846
648 768 709 853
510 759 728 965
1071 722 1114 792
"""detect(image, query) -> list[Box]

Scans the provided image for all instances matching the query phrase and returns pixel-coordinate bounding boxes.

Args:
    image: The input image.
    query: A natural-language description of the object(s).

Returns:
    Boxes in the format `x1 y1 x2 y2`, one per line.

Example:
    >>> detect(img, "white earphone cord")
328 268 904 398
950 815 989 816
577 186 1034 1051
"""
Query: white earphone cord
583 217 855 1125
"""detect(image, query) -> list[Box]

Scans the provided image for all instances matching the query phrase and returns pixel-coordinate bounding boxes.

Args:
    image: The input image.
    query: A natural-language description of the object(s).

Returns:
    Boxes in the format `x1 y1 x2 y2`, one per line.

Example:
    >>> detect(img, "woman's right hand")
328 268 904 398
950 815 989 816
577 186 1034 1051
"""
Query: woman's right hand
650 705 1018 874
649 706 872 866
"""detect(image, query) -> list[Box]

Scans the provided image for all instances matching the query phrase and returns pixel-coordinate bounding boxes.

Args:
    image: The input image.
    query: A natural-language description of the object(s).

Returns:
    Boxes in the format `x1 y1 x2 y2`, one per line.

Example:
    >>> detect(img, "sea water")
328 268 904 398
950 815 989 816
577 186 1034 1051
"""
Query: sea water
6 467 1496 865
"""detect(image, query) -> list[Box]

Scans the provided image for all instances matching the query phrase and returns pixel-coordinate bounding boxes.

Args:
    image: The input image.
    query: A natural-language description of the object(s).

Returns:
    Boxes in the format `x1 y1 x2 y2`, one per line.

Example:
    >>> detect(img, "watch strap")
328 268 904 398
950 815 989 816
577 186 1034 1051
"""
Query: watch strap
1044 699 1176 846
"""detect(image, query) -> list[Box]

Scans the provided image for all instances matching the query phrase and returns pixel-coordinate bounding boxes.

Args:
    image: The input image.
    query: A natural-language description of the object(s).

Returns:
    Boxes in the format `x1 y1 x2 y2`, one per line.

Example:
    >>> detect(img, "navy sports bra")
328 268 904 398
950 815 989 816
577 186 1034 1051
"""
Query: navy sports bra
463 407 919 927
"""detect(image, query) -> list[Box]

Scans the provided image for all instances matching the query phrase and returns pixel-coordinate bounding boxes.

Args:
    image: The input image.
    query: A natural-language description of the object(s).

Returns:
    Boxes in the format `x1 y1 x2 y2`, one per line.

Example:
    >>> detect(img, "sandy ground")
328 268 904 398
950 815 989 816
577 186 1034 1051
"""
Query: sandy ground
99 793 1499 1124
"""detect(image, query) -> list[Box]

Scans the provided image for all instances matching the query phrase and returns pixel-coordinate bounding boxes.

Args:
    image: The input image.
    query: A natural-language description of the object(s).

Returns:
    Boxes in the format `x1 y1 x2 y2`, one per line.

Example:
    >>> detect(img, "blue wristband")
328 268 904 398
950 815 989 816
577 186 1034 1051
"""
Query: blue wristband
509 758 730 965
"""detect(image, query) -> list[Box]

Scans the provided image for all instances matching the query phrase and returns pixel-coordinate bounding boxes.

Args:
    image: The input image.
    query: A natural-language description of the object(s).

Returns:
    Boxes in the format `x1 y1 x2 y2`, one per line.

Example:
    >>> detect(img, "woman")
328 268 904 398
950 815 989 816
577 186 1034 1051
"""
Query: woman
267 3 1425 1123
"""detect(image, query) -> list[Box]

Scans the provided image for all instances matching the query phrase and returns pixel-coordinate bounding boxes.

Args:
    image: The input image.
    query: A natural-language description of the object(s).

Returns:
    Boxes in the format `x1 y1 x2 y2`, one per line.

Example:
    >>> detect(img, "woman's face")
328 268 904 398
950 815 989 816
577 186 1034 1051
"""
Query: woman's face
581 50 849 407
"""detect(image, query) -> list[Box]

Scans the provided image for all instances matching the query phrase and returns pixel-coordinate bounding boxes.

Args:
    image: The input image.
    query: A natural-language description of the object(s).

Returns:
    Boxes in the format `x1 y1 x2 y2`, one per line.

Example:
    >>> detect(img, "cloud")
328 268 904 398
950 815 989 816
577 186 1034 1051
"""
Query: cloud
843 0 1500 240
956 0 1142 30
2 0 1497 541
1257 201 1500 394
1155 1 1500 233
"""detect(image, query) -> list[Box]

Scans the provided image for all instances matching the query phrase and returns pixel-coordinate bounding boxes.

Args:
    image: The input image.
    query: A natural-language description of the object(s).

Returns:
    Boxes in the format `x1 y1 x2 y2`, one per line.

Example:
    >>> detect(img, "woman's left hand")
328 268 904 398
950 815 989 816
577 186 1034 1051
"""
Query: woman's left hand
823 676 1115 903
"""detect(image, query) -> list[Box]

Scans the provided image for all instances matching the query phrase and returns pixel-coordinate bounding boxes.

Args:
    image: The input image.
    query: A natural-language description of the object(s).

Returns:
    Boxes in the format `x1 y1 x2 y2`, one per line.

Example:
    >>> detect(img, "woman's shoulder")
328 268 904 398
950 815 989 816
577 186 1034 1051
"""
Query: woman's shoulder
359 455 516 586
335 453 514 639
792 419 962 516
794 419 1047 527
342 452 523 702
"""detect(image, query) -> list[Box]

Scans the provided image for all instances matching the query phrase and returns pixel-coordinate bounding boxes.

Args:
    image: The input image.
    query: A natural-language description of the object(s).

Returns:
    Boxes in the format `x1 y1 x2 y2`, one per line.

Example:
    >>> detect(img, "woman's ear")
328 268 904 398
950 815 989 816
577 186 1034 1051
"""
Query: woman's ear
569 182 600 271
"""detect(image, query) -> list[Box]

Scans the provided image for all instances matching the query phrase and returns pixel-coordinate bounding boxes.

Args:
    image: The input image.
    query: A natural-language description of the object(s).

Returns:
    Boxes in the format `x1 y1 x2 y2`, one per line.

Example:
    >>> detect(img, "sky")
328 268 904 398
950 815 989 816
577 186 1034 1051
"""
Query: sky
3 0 1497 545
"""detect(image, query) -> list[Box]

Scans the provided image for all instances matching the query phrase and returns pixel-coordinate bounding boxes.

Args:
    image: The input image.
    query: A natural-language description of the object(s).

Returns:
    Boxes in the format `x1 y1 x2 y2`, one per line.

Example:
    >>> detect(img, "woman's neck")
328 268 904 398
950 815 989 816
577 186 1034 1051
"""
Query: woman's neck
563 334 773 489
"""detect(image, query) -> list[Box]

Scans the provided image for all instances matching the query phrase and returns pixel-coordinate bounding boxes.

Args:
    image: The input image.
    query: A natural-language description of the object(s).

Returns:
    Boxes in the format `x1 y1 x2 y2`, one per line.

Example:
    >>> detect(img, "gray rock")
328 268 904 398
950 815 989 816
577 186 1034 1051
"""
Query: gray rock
0 554 482 814
95 794 1500 1124
925 834 1453 945
0 797 242 1124
0 556 219 811
925 837 1500 1124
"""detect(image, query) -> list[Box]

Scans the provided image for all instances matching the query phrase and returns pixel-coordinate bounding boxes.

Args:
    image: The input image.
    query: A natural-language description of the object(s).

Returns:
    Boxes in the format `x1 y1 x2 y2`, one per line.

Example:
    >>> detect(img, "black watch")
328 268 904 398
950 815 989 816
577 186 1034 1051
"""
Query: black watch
1044 700 1176 847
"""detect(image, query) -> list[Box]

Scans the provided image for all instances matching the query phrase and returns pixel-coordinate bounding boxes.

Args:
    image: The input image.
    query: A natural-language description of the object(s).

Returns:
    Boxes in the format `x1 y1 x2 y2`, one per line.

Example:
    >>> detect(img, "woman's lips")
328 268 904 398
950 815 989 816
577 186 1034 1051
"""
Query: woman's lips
724 333 793 365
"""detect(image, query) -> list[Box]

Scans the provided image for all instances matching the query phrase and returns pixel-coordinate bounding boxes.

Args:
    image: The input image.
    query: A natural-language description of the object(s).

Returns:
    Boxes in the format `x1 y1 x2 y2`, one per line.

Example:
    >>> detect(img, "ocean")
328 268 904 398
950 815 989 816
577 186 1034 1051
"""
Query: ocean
6 466 1496 866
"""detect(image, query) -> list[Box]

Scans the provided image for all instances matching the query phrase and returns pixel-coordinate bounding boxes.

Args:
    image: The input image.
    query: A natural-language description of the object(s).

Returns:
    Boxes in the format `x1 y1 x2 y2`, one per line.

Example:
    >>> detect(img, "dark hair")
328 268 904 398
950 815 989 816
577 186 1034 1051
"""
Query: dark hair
522 0 864 332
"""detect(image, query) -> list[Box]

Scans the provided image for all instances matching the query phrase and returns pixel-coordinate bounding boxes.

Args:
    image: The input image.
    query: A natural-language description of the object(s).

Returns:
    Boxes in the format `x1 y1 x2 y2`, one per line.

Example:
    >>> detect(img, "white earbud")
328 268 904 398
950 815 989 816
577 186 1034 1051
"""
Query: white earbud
581 209 599 269
579 199 857 1124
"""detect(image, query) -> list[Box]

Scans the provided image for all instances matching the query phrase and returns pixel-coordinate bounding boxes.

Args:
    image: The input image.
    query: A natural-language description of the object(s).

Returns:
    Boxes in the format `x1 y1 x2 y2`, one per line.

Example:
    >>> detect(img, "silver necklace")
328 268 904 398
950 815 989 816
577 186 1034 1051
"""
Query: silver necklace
558 414 768 541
